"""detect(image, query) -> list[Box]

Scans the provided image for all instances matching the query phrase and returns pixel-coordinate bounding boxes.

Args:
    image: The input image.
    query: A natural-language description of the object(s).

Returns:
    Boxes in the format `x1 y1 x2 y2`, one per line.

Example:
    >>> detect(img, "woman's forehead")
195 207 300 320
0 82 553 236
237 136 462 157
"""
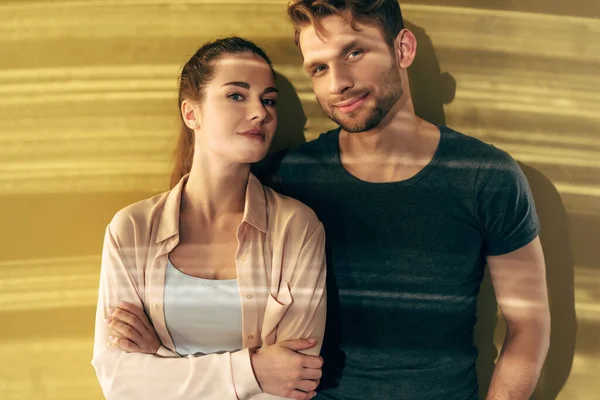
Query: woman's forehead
212 54 274 86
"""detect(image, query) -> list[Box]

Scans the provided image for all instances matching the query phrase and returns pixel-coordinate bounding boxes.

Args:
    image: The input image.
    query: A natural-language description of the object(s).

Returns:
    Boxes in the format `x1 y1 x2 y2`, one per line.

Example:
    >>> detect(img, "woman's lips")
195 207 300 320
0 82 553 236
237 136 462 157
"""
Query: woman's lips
238 128 265 140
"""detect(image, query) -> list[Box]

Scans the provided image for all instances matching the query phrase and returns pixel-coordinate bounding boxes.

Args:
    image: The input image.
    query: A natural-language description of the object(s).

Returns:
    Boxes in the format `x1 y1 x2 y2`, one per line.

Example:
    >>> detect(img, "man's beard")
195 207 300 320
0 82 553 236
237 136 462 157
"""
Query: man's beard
321 65 403 133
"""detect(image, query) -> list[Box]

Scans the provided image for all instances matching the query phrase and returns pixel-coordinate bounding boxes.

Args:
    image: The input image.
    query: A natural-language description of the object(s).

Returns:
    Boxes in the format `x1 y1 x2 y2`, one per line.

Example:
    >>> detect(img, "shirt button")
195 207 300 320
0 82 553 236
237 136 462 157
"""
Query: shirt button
240 255 247 262
247 335 254 340
155 304 160 311
246 294 253 299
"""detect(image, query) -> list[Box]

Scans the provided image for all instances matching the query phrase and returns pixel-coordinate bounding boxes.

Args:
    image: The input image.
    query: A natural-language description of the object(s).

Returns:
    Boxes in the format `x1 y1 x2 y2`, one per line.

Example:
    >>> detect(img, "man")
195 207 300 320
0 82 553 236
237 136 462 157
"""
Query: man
261 1 551 399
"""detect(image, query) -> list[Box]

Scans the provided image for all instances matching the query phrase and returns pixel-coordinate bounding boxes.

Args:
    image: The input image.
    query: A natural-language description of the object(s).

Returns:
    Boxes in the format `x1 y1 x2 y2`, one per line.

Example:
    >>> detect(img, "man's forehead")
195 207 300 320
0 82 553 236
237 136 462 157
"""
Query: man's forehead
299 16 382 56
299 14 352 44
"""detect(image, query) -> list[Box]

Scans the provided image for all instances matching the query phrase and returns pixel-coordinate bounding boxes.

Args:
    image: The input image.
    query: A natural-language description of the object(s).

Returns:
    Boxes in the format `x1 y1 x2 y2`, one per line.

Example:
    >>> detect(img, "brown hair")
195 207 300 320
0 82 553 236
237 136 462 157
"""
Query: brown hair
170 37 274 188
287 0 405 50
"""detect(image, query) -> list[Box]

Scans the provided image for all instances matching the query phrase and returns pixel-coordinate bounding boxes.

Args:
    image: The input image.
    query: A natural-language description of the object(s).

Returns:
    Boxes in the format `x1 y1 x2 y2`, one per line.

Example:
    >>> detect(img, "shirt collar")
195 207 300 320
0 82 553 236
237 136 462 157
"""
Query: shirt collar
156 172 267 243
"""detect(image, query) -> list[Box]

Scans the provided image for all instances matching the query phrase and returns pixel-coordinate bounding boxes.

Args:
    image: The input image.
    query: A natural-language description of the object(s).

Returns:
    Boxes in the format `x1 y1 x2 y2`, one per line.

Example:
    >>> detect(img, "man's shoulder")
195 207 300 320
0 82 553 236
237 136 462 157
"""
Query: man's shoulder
251 128 339 190
281 128 340 165
440 125 516 166
440 126 529 206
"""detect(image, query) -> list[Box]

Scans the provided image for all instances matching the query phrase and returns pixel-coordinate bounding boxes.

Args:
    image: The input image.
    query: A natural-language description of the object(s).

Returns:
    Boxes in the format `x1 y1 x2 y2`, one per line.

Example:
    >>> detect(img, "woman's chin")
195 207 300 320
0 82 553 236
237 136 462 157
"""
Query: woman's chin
234 152 269 166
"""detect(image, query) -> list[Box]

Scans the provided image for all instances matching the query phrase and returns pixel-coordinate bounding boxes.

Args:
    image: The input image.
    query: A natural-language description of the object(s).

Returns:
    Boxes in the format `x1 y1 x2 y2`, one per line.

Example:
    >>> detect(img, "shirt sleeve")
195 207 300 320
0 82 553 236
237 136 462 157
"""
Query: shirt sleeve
475 148 540 256
92 224 262 400
251 222 327 400
276 222 327 353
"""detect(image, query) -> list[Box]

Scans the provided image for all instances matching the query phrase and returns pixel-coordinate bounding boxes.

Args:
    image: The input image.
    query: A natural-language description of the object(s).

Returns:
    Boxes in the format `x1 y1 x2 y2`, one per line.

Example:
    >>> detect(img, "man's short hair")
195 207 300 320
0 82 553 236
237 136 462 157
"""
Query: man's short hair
287 0 405 50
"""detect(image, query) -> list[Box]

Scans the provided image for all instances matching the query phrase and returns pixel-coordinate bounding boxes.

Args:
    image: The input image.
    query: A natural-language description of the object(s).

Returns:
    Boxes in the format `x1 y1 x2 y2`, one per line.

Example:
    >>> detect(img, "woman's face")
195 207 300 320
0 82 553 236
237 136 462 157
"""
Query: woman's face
190 52 278 165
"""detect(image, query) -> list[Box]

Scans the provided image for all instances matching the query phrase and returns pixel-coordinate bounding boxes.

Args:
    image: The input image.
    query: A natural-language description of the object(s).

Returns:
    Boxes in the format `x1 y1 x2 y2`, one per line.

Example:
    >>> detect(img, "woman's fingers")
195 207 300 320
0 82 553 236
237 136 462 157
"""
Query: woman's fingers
107 307 145 338
106 303 162 354
116 302 154 332
107 318 144 345
289 389 317 400
302 366 322 380
295 378 319 393
109 335 140 353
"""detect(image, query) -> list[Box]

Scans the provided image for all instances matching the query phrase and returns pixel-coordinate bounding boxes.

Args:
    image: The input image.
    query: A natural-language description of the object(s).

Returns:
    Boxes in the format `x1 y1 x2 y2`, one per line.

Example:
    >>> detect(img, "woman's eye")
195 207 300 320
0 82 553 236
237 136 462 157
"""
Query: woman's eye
228 93 244 101
262 98 277 107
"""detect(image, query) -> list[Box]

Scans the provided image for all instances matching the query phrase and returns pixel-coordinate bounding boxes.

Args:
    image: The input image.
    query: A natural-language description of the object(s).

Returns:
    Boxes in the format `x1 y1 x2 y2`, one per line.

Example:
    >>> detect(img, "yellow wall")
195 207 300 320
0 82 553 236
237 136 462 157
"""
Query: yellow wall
1 1 598 399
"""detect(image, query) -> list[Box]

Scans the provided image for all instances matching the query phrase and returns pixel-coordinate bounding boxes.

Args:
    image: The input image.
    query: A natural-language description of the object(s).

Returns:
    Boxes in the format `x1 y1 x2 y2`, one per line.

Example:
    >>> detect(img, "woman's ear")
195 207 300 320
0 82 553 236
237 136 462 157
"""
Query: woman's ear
181 100 200 129
394 28 418 69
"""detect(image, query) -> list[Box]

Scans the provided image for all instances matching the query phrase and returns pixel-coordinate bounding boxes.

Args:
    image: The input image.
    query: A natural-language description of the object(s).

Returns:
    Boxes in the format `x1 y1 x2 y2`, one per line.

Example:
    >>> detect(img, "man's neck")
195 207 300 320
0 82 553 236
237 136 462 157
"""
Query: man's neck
338 100 441 183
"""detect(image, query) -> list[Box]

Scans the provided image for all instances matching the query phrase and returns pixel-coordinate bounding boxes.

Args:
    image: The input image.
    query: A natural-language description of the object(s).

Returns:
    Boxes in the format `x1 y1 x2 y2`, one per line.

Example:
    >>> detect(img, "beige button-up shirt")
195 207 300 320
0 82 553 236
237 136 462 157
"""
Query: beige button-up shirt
92 173 327 400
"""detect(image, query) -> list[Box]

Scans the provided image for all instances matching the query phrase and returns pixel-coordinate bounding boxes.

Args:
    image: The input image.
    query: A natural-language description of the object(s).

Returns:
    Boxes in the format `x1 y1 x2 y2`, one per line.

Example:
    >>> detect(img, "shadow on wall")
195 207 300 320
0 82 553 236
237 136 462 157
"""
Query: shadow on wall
405 20 456 126
270 71 308 153
251 71 307 186
474 164 577 400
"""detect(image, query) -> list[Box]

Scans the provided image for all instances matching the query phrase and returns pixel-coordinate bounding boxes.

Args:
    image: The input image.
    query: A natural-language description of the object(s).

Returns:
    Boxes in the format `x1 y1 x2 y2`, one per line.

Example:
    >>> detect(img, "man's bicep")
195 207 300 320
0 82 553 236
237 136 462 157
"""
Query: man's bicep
487 236 550 329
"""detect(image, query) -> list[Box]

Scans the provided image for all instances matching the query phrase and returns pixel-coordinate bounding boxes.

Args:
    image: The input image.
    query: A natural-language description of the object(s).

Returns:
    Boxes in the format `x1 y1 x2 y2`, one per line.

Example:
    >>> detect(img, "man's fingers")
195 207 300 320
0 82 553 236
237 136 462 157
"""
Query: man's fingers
278 338 319 351
117 302 153 331
107 319 143 345
301 354 324 369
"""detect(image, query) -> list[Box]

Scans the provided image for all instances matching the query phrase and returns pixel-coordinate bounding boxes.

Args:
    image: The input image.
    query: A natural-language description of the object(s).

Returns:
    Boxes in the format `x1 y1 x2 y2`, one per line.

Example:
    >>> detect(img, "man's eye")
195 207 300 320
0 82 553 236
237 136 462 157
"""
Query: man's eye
348 50 363 59
313 65 327 76
262 98 277 107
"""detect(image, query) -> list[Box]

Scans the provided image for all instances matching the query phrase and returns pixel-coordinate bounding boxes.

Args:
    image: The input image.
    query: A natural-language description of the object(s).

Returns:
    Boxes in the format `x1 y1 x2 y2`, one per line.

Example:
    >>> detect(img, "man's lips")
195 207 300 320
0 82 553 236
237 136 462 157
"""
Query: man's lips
333 93 369 113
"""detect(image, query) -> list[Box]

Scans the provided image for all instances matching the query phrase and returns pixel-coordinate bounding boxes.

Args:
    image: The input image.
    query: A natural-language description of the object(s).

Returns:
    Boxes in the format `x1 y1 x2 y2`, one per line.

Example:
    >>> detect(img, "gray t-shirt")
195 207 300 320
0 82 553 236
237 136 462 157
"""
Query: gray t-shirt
269 125 540 400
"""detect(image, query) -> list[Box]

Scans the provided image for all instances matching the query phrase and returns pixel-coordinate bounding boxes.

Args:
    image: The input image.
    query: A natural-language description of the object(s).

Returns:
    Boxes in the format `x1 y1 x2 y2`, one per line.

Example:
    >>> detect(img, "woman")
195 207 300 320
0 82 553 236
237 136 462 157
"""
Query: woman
92 37 326 400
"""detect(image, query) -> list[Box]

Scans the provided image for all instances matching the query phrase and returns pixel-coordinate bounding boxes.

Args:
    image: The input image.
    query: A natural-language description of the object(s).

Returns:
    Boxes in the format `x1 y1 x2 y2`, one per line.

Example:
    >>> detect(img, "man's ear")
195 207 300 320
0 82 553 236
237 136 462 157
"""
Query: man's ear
394 28 417 69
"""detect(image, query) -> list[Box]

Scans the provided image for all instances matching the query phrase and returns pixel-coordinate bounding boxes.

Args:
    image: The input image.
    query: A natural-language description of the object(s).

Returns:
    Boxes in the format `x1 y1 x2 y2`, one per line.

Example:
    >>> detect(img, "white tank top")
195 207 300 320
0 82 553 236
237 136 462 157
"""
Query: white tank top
163 258 243 355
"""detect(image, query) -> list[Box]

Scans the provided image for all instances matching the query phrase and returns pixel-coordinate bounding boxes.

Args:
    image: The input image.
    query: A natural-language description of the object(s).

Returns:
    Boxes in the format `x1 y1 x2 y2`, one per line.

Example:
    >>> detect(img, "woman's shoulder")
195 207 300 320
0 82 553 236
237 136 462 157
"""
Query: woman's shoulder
107 190 171 242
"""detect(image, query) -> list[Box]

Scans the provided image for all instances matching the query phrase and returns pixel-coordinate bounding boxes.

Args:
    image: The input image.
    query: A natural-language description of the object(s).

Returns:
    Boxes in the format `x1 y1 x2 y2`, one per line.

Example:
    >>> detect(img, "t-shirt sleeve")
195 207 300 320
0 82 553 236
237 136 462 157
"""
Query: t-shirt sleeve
474 148 540 256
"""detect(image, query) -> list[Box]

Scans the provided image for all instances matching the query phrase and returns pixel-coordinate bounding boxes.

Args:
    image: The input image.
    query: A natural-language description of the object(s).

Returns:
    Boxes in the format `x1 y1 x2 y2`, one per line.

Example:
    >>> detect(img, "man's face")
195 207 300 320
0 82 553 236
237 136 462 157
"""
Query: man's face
299 15 403 133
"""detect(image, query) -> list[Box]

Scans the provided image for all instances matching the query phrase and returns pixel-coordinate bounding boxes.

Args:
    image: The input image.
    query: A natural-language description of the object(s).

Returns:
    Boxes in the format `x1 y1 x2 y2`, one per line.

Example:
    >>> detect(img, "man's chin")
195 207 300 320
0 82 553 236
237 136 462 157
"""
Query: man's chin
341 124 368 133
333 113 380 133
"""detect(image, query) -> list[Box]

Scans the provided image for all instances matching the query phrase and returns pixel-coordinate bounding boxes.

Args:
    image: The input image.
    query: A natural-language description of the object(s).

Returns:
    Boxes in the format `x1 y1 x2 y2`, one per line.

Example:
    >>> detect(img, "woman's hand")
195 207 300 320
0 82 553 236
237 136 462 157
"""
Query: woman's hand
105 302 161 354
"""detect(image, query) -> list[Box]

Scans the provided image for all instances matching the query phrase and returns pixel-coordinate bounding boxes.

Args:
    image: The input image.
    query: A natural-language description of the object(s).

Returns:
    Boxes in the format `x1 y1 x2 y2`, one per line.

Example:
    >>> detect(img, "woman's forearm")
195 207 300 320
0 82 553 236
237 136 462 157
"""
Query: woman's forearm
92 346 259 400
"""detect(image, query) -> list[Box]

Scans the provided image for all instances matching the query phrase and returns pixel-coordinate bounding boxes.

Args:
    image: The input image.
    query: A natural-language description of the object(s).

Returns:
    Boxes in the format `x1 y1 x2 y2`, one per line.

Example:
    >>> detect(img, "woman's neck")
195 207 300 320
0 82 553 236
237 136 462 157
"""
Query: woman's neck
182 155 250 224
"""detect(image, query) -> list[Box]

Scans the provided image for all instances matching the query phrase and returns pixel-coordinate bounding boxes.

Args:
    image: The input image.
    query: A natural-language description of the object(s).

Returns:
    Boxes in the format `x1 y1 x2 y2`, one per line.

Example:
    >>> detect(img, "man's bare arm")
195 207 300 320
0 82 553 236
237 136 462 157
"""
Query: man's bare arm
486 236 551 400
